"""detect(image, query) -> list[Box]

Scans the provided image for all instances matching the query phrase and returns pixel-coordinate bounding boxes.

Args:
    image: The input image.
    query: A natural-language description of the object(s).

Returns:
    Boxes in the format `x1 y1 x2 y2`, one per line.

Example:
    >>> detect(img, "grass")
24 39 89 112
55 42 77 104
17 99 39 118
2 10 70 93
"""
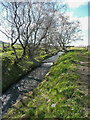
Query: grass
2 47 59 92
3 48 89 119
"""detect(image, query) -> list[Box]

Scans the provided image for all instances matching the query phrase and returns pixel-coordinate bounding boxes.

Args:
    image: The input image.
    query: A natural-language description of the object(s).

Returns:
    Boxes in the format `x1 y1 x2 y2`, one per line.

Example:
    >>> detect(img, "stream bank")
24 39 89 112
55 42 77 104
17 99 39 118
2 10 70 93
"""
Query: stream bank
1 52 63 115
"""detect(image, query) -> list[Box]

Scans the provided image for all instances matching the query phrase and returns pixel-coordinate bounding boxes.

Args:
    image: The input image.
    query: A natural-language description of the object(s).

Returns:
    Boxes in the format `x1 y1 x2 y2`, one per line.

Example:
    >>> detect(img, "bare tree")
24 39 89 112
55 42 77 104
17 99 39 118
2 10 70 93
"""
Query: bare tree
51 15 83 51
0 1 82 62
0 2 55 62
0 1 66 63
0 2 32 62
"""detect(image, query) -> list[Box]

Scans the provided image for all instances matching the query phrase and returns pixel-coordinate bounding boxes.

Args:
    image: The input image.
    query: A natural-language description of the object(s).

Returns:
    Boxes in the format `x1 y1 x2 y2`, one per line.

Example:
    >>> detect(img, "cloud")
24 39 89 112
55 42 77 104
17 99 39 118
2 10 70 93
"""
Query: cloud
78 17 88 31
65 0 88 8
73 17 88 31
65 11 74 19
65 11 88 31
66 11 74 17
65 10 88 46
0 26 10 43
0 31 9 43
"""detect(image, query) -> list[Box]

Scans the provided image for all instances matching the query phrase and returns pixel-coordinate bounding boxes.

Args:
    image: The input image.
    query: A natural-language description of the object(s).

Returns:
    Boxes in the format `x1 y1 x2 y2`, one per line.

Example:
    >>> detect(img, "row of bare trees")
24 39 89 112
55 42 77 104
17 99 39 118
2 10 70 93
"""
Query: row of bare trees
0 1 82 63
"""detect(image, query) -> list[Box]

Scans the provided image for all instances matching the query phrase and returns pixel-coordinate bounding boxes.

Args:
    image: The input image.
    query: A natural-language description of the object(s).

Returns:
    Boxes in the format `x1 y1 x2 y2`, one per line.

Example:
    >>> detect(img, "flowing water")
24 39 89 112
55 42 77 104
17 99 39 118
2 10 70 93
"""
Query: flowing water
1 52 63 116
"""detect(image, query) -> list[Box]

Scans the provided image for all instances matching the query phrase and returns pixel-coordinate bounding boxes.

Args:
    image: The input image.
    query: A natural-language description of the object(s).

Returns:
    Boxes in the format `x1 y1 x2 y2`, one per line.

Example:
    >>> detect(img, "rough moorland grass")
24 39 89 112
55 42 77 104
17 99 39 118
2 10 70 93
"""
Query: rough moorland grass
2 47 59 92
3 49 88 119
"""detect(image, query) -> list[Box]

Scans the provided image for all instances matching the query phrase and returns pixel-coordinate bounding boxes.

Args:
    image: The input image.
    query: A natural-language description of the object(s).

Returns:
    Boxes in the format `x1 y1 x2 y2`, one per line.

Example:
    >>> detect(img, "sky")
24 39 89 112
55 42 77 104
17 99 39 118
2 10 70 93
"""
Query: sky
64 0 89 46
0 0 89 46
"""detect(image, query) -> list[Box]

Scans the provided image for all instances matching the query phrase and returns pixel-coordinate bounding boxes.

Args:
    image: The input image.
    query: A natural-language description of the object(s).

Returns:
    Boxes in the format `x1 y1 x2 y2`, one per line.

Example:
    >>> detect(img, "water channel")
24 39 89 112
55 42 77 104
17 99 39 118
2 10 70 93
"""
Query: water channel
1 52 63 116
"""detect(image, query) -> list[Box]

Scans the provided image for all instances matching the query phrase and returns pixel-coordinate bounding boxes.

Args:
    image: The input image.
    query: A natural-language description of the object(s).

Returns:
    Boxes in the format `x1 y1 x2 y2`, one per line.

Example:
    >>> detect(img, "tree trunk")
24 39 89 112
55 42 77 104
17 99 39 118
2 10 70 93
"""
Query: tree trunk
11 45 18 61
14 48 26 64
2 42 5 51
28 48 34 57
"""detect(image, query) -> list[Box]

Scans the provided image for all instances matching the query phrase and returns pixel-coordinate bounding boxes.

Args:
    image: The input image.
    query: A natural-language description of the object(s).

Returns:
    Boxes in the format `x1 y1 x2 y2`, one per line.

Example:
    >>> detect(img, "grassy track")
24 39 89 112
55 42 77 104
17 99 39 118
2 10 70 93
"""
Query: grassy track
3 48 89 119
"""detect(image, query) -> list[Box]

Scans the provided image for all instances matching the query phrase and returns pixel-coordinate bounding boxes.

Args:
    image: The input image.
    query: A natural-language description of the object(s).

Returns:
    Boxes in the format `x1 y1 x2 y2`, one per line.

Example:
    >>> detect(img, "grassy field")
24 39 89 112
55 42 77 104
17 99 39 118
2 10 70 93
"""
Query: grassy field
3 48 89 119
2 46 59 92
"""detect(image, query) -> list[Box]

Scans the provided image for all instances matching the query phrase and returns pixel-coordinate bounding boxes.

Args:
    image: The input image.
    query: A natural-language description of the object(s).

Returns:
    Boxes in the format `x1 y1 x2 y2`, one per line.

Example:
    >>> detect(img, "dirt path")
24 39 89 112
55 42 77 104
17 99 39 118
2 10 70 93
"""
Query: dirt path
78 53 90 88
77 52 90 117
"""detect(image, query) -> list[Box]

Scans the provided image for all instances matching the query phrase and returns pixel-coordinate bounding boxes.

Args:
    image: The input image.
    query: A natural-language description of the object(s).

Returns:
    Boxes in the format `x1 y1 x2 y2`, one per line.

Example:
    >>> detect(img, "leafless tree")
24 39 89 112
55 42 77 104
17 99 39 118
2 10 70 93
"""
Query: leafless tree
0 1 66 63
0 1 82 62
51 15 83 51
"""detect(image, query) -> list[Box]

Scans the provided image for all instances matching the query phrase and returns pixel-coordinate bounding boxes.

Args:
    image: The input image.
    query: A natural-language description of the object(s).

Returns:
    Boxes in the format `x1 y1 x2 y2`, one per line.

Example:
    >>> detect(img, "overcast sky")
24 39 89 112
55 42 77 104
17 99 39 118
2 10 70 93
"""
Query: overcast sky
0 0 89 46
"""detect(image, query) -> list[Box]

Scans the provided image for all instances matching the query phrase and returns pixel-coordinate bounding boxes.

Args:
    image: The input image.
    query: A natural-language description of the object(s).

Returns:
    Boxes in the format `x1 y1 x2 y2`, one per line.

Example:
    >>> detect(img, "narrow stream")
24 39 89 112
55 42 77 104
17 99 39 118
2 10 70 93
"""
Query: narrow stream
1 52 63 115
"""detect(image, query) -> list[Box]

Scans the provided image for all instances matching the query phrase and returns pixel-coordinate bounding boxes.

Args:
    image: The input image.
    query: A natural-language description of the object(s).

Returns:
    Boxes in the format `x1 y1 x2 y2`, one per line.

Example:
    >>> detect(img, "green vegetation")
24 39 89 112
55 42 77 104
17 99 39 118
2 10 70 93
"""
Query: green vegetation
85 51 90 57
3 48 89 119
2 47 59 92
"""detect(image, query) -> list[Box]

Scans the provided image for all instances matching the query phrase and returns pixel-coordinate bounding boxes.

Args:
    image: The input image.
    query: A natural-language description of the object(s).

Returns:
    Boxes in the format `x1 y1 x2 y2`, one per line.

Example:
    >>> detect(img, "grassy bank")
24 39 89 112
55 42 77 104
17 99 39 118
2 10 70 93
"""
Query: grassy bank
2 47 59 92
3 48 89 119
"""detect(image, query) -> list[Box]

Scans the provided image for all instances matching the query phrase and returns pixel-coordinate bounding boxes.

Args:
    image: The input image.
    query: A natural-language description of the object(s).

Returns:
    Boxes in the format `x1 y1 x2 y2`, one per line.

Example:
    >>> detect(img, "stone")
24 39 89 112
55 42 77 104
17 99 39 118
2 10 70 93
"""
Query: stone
20 114 26 120
47 99 51 103
51 103 56 108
